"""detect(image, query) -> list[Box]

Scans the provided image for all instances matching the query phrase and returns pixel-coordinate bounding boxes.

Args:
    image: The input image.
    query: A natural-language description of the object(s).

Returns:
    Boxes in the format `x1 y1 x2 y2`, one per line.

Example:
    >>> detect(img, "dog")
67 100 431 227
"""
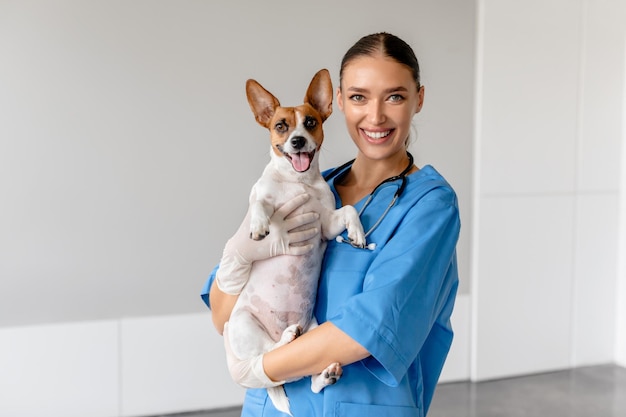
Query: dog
224 68 366 415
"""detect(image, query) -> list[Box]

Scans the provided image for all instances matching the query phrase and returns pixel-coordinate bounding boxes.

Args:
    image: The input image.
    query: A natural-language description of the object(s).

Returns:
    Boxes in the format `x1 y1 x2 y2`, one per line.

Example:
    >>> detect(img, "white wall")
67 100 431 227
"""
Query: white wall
0 1 475 415
471 0 626 381
618 37 626 367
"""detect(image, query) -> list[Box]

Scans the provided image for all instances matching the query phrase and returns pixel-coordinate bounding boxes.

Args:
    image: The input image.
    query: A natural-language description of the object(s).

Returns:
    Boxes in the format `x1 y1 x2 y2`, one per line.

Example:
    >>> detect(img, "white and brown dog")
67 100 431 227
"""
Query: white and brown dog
225 69 365 415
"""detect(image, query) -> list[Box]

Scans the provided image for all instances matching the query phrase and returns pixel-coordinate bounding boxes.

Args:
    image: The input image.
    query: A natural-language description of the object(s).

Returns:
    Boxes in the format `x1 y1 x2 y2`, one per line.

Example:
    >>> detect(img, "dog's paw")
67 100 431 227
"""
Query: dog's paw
310 362 342 393
277 324 302 347
346 224 366 248
249 217 270 241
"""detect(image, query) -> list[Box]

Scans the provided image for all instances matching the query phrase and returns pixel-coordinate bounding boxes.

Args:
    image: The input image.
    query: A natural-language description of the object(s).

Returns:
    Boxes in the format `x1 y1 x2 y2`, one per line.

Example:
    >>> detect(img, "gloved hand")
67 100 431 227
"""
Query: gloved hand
223 322 285 389
216 193 320 295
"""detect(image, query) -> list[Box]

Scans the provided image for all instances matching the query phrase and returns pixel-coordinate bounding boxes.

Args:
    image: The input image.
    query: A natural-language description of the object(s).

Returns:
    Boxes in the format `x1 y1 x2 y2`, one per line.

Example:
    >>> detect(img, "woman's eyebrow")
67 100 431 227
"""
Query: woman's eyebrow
384 86 409 93
346 86 409 94
346 86 369 93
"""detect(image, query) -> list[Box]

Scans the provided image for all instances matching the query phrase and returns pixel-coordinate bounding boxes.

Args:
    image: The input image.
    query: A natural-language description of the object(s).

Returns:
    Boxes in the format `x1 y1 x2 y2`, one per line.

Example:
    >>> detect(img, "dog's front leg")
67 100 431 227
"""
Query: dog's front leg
249 199 274 241
322 206 366 247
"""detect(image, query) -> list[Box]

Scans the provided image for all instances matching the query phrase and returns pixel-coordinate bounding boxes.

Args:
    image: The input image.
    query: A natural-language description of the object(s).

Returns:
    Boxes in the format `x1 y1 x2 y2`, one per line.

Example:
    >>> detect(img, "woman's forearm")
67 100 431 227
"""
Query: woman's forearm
262 321 370 382
209 279 239 334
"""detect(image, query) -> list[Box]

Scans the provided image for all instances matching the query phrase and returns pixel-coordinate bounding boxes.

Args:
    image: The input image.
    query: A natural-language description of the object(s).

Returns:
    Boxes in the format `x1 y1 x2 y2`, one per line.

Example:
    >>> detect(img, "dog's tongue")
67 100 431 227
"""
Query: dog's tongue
291 152 311 172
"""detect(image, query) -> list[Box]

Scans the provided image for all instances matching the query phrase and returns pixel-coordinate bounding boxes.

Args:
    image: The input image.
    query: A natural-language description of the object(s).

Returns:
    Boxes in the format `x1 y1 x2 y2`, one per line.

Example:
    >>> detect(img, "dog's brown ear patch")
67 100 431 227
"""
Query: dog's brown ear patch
246 79 281 128
304 69 333 122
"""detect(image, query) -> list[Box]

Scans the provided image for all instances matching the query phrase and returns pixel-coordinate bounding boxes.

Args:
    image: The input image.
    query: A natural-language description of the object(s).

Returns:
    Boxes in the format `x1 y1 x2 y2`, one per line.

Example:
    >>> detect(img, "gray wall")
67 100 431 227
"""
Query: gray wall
0 0 475 327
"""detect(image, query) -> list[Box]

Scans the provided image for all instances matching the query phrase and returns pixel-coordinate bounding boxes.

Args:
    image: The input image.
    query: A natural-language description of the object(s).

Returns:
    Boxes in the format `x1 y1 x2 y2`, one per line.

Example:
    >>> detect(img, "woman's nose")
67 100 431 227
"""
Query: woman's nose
367 100 386 124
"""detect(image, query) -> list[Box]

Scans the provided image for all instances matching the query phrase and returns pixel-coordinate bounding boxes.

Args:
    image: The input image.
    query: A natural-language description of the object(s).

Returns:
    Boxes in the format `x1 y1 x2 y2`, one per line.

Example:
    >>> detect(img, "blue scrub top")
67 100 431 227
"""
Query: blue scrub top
201 164 460 417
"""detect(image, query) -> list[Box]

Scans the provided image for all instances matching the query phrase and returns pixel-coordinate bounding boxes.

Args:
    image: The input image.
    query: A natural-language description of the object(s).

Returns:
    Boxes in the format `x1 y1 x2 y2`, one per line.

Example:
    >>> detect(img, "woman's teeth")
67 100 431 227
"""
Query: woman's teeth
363 130 391 139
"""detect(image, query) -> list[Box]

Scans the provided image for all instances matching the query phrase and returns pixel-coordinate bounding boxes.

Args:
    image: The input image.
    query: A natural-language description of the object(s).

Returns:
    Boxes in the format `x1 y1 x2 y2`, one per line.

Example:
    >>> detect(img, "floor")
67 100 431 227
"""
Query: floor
160 364 626 417
428 364 626 417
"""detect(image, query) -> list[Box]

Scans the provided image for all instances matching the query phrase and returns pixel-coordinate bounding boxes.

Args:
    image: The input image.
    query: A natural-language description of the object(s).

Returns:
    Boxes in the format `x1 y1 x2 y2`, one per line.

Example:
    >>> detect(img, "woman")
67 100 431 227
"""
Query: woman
202 32 460 417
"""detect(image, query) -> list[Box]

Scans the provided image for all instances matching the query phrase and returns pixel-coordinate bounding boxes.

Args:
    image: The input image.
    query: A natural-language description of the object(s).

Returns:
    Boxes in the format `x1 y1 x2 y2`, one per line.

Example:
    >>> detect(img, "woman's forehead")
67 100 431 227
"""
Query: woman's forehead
341 55 416 90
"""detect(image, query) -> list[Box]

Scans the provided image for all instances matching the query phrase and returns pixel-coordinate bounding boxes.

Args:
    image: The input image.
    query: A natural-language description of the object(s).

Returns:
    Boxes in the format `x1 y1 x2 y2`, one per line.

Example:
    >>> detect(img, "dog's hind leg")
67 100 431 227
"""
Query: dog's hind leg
226 311 277 360
276 324 302 348
301 318 343 393
311 362 342 393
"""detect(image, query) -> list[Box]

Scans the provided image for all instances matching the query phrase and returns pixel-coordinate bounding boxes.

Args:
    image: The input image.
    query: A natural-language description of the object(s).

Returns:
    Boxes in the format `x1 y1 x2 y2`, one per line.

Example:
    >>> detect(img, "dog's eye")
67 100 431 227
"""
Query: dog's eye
304 117 317 130
275 121 288 133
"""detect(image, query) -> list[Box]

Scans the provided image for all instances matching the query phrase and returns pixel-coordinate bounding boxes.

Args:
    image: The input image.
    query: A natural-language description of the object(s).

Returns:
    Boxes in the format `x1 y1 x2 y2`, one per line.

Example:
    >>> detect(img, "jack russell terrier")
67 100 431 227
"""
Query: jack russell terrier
224 69 366 415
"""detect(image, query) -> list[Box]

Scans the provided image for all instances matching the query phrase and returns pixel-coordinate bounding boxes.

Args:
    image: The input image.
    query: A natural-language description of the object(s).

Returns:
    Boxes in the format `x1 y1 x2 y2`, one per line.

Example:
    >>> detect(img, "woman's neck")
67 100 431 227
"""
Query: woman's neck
336 151 416 206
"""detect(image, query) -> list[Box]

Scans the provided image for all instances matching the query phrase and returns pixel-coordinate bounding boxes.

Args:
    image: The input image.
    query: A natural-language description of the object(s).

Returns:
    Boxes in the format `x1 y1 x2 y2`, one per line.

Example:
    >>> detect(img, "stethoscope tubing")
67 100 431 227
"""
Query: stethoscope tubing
326 152 414 250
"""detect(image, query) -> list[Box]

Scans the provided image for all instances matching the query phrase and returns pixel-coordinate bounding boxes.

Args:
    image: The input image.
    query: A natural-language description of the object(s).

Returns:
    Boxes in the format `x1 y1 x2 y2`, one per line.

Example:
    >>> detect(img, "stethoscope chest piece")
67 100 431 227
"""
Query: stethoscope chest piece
335 235 377 250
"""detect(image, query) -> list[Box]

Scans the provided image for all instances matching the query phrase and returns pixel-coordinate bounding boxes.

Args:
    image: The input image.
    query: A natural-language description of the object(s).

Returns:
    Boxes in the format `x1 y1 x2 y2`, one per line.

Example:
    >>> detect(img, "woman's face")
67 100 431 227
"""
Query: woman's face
337 55 424 161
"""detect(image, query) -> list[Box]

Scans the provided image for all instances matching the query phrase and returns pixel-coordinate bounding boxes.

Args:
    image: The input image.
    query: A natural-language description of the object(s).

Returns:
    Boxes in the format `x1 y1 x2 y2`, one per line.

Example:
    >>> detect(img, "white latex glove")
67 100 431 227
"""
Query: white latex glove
223 322 285 389
216 193 320 295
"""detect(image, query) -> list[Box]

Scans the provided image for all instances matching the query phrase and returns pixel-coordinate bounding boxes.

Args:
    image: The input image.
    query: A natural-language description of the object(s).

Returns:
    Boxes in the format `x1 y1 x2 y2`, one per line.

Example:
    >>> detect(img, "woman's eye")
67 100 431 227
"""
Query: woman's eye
349 94 365 102
388 94 405 103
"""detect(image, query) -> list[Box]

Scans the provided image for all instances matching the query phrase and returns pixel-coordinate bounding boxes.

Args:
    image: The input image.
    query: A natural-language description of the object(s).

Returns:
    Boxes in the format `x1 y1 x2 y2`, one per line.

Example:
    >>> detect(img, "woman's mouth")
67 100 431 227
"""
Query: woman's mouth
362 129 393 140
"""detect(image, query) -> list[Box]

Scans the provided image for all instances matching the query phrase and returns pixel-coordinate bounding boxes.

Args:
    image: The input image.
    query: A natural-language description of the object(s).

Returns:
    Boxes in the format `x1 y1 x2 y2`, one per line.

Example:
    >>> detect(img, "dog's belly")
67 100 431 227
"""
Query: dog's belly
238 245 324 342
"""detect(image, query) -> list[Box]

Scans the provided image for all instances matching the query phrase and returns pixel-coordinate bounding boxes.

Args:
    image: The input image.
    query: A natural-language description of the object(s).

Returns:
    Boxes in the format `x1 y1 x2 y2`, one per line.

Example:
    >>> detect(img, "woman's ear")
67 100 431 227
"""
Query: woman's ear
336 87 344 112
415 85 425 114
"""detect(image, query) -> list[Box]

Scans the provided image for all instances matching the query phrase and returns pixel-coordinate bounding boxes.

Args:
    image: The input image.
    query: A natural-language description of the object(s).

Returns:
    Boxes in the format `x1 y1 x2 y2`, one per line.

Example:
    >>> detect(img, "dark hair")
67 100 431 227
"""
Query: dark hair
339 32 421 90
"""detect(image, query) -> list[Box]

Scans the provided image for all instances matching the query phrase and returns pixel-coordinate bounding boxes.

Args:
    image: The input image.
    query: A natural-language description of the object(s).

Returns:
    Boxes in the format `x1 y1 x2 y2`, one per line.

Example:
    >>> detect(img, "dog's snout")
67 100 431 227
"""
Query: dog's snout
290 136 306 150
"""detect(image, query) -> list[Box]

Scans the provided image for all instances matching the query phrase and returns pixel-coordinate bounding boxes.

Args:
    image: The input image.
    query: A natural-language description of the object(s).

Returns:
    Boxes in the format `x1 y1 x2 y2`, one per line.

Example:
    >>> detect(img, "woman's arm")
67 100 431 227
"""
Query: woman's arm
263 321 370 382
209 280 239 335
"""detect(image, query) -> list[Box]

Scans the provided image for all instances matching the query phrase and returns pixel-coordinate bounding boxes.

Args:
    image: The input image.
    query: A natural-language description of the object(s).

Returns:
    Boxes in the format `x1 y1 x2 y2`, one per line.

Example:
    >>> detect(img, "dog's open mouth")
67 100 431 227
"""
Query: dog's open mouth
287 151 315 173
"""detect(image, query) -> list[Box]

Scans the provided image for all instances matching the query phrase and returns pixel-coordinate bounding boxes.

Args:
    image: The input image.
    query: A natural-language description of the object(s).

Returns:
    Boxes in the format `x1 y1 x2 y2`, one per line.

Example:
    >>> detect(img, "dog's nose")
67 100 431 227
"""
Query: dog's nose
290 136 306 150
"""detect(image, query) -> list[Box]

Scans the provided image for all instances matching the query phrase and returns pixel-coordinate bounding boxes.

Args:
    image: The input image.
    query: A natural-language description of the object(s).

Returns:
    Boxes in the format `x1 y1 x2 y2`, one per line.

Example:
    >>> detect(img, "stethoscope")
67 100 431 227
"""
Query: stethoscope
323 152 414 250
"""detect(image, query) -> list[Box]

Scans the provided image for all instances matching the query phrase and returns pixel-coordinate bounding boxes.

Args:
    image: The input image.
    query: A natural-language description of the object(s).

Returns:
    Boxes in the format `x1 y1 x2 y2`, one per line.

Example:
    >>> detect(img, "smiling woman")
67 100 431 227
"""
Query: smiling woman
335 42 424 206
203 32 461 417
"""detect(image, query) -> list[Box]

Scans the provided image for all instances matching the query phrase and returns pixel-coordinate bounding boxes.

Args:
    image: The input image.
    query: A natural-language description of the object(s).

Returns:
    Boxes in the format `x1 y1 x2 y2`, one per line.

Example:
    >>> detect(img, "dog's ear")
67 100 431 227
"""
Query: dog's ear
246 79 280 128
304 69 333 122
